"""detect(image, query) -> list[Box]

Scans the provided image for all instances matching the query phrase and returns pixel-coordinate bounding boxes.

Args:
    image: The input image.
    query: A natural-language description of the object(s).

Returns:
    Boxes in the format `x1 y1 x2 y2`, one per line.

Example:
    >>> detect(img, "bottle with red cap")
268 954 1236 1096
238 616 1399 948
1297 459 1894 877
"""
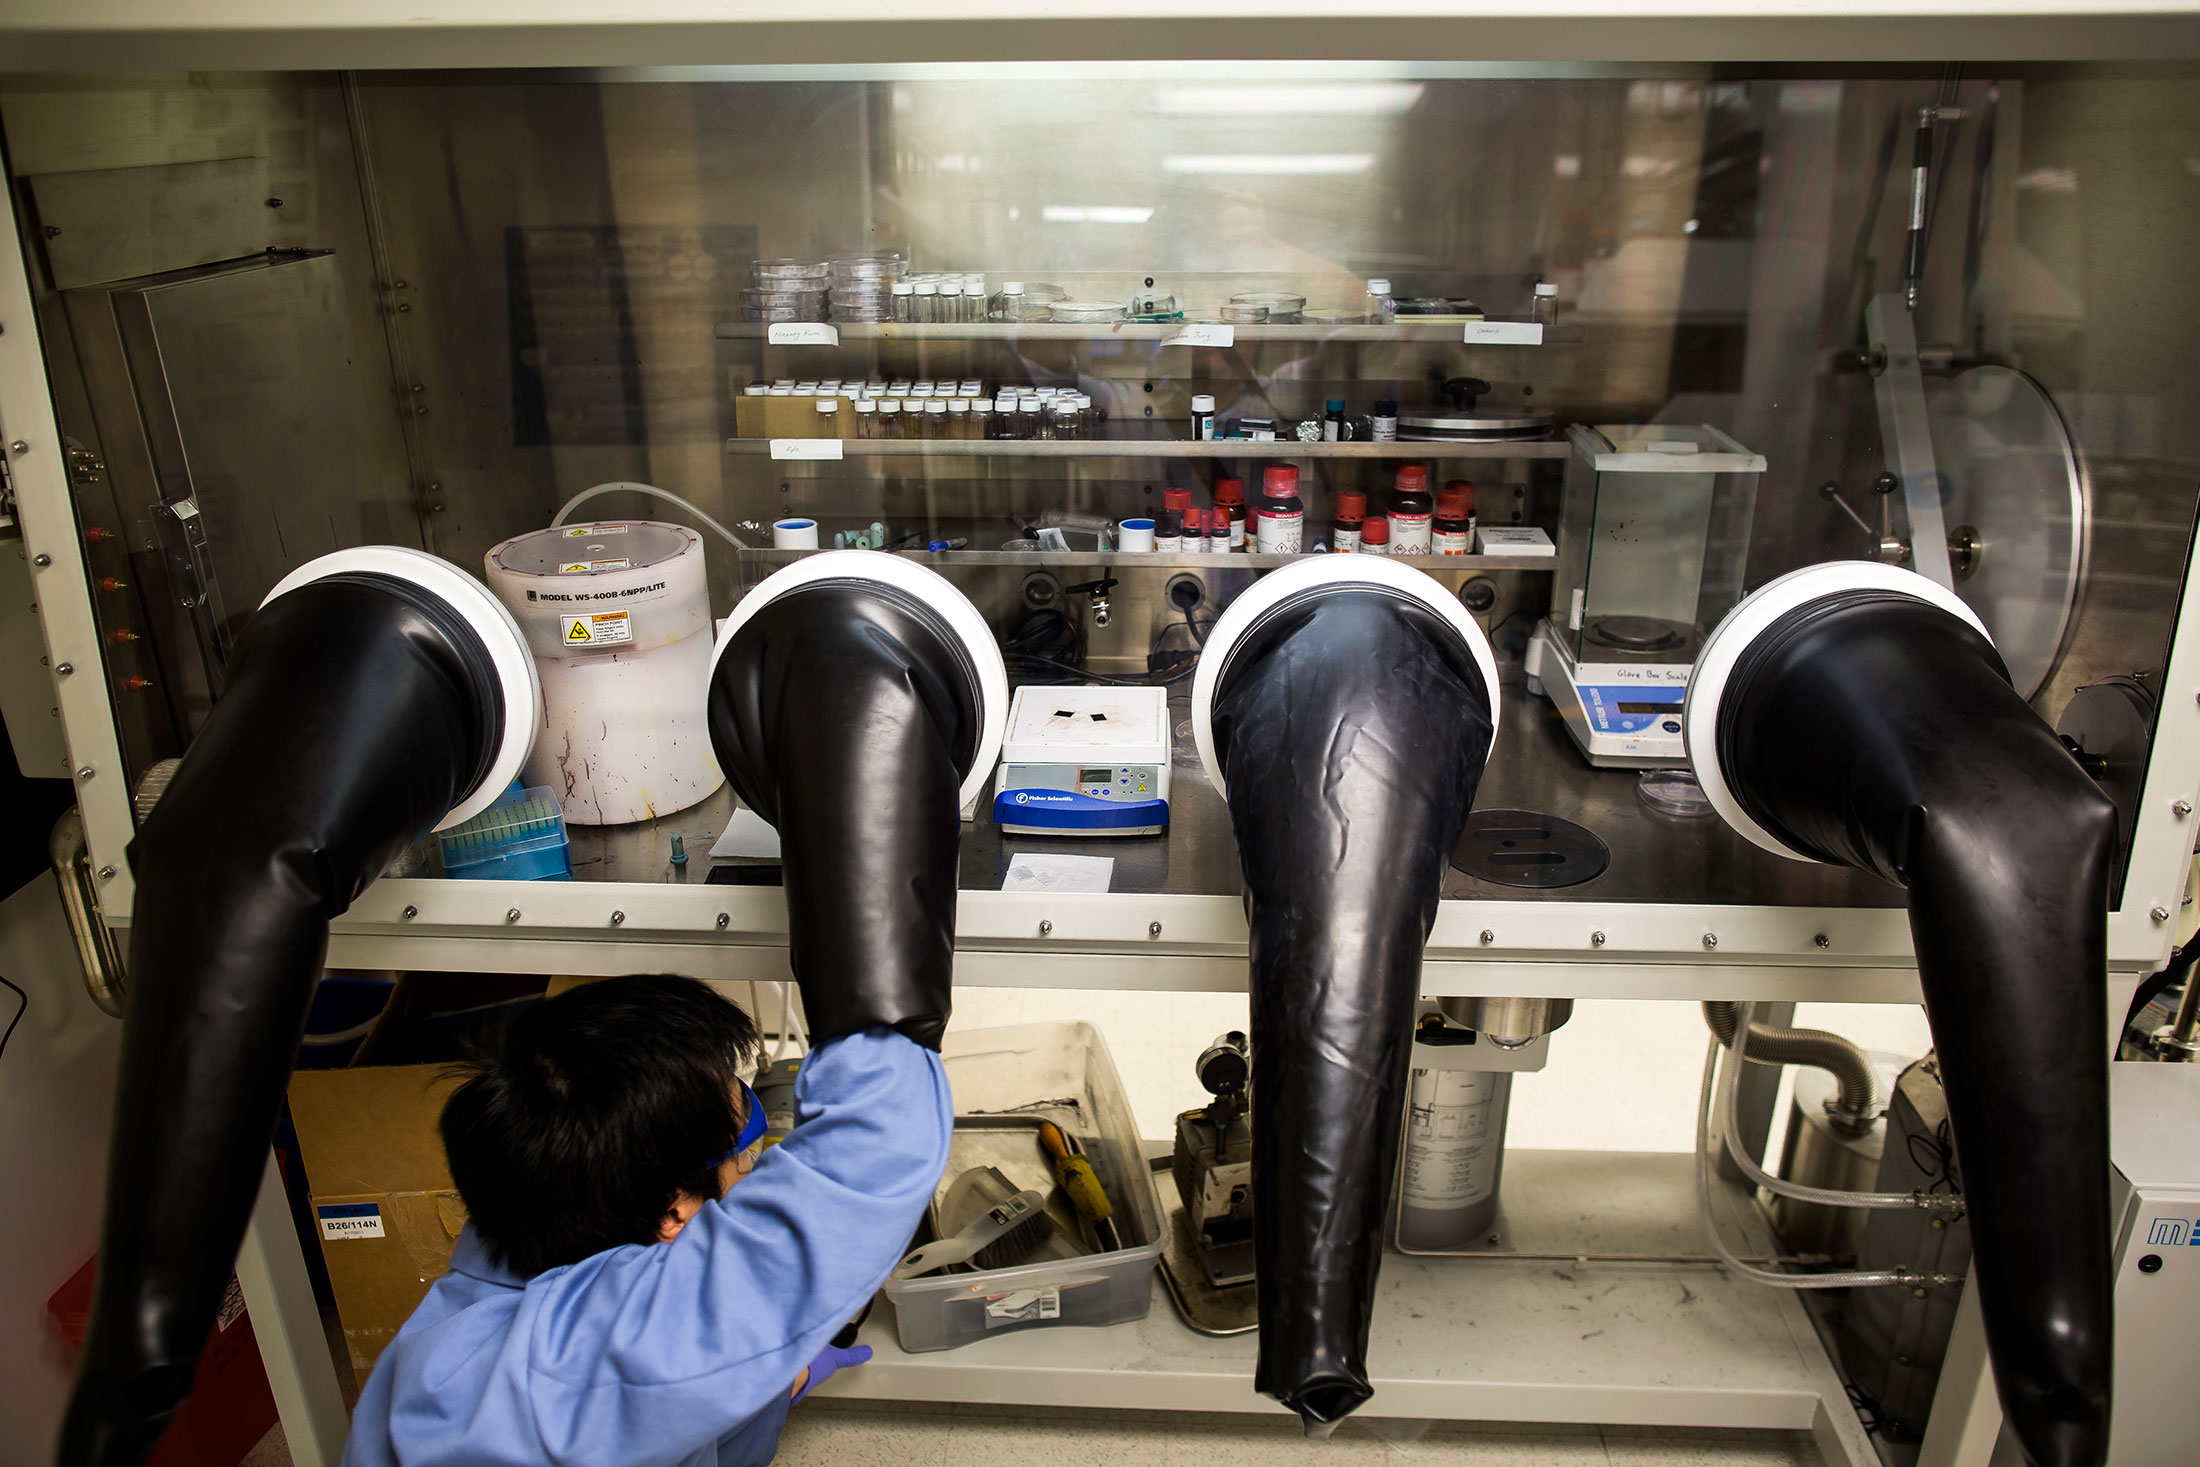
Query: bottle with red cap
1213 476 1249 552
1360 515 1391 556
1433 480 1476 555
1161 487 1196 552
1388 464 1434 555
1331 489 1366 553
1254 465 1304 553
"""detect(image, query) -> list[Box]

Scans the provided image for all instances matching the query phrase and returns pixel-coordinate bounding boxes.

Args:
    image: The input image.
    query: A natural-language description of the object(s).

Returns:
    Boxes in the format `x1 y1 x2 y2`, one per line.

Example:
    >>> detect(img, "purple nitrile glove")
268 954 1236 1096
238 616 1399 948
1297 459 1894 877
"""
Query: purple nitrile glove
793 1342 872 1403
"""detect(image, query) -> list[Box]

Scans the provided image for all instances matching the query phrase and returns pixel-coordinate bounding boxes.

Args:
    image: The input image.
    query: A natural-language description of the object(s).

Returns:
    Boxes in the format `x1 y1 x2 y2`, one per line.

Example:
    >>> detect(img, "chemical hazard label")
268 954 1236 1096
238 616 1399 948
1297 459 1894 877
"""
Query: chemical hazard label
317 1203 385 1241
564 610 632 646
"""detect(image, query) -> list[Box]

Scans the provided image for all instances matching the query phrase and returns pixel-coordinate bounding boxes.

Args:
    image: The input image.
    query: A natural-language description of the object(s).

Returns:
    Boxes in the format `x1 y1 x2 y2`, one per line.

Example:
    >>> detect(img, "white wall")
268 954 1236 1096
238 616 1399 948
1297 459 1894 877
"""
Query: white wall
944 988 1933 1153
0 877 123 1467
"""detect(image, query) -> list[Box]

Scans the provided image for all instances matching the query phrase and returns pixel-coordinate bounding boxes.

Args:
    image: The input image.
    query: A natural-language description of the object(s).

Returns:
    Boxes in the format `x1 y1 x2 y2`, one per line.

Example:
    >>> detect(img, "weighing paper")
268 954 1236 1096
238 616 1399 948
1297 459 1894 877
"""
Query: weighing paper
1001 853 1114 894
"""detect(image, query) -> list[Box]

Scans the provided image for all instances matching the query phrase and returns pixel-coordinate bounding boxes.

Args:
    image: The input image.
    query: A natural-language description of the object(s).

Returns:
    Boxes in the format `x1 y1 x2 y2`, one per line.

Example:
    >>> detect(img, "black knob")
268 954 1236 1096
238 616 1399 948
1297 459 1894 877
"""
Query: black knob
2139 1253 2164 1275
1872 471 1900 496
1442 376 1492 411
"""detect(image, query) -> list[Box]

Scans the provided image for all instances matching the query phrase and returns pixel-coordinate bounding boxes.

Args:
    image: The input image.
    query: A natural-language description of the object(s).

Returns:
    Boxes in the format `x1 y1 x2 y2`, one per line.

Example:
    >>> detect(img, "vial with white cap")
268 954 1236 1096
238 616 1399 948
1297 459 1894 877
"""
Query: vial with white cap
1366 278 1396 325
1532 282 1559 326
1191 393 1217 441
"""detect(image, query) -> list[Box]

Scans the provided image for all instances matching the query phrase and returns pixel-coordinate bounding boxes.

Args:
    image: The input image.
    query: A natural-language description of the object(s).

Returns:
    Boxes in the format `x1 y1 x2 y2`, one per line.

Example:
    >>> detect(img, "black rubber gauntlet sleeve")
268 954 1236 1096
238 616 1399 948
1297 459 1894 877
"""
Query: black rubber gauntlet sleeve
1718 591 2115 1467
706 581 981 1050
1208 588 1494 1431
60 574 503 1467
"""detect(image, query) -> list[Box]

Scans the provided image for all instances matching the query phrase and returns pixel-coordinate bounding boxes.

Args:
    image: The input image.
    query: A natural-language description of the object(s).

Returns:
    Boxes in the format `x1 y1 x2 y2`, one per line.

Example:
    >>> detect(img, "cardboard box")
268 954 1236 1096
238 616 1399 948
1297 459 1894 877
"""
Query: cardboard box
288 1064 468 1379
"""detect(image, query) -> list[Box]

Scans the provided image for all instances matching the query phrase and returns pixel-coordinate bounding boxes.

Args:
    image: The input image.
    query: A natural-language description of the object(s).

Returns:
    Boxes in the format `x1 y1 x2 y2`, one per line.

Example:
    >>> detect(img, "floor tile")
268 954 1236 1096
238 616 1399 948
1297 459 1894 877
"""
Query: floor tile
771 1397 959 1467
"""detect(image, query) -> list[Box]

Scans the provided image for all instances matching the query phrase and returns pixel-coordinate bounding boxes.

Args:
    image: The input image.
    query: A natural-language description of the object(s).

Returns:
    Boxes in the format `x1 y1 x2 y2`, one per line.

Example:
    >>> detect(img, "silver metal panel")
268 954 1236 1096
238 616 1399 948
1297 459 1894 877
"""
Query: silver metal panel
0 534 70 776
90 252 422 650
2105 1064 2200 1467
8 11 2200 70
25 156 272 290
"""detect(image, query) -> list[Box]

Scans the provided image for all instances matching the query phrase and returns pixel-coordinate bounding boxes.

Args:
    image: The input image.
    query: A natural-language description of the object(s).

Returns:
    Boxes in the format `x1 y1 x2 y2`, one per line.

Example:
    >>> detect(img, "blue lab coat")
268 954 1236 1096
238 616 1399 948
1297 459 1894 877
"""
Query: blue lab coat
340 1028 952 1467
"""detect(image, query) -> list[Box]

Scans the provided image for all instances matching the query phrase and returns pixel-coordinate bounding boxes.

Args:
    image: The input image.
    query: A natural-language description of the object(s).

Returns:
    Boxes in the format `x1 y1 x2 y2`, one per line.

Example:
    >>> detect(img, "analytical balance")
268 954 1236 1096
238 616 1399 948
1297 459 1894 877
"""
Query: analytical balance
992 684 1171 836
1524 424 1767 768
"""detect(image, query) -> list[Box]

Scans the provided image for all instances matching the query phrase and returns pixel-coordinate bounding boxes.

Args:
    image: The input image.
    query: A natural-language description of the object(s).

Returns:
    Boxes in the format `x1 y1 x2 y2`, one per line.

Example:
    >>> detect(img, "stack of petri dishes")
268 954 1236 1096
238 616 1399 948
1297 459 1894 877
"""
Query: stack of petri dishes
828 251 904 322
743 259 830 322
1229 290 1306 323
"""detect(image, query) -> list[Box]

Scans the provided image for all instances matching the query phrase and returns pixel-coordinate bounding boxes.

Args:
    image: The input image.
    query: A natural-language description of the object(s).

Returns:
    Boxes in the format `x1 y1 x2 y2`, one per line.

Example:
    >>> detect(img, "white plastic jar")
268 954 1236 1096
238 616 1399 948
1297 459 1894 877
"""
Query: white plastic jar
484 521 722 825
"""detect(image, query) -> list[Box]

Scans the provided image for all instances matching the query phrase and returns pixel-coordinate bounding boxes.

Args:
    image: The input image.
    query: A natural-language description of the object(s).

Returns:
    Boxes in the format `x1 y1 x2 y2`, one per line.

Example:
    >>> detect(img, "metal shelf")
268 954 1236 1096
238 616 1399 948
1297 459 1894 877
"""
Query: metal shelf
735 546 1557 570
725 437 1569 460
827 1149 1878 1467
717 320 1583 345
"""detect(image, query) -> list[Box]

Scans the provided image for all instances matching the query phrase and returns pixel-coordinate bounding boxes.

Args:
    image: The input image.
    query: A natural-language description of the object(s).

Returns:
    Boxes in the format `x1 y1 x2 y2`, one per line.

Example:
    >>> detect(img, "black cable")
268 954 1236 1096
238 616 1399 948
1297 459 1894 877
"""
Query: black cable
0 974 25 1063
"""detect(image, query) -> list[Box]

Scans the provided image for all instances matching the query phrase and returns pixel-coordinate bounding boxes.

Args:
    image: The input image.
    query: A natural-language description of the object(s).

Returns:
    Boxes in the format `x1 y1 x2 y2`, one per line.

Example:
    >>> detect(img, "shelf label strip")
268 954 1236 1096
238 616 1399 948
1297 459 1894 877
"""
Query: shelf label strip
770 438 844 461
1164 323 1235 349
1463 322 1544 345
767 322 840 346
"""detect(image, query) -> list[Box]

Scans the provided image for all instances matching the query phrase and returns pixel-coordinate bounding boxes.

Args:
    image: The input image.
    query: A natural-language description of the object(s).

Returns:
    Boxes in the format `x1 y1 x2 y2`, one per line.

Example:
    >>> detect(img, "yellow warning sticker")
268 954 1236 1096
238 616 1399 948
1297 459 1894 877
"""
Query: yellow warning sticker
562 610 633 646
558 558 631 573
562 524 629 537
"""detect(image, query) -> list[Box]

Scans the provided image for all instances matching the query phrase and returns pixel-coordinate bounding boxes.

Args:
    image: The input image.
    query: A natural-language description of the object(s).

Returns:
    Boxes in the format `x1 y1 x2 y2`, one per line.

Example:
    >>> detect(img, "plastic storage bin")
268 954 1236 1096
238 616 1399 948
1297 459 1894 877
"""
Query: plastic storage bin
436 784 572 880
883 1021 1163 1351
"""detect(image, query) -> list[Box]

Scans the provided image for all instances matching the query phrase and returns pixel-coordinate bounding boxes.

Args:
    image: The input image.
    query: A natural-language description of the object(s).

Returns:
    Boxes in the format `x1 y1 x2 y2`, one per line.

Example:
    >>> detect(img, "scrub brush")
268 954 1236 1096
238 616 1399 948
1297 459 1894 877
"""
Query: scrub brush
893 1168 1059 1278
1037 1120 1121 1252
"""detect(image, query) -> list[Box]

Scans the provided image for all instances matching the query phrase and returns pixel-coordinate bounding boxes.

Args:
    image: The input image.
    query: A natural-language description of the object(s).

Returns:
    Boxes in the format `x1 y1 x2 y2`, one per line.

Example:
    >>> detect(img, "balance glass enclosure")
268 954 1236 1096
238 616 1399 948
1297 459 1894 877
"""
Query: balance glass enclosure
3 65 2196 969
1550 423 1765 668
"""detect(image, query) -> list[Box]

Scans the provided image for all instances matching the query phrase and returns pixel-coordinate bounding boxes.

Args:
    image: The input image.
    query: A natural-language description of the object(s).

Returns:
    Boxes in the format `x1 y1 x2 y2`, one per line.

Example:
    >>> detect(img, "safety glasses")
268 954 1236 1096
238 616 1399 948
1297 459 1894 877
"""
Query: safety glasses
708 1077 769 1172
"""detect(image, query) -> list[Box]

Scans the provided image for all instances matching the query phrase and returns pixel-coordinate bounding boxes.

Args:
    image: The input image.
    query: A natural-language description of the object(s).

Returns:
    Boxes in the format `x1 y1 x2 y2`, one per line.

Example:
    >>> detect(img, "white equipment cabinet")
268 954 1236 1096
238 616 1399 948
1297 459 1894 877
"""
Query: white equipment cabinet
3 9 2200 1467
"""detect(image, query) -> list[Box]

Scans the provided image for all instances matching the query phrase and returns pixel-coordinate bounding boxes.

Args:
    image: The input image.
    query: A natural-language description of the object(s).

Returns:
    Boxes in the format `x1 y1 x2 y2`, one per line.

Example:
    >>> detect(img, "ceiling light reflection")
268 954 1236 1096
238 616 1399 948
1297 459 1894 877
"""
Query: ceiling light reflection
1161 154 1375 176
1041 205 1157 224
1153 84 1426 116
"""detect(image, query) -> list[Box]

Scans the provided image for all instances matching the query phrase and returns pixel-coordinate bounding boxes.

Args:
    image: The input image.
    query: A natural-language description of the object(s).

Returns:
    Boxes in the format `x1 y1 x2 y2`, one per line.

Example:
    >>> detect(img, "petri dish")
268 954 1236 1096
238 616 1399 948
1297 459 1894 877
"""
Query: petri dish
1637 769 1715 819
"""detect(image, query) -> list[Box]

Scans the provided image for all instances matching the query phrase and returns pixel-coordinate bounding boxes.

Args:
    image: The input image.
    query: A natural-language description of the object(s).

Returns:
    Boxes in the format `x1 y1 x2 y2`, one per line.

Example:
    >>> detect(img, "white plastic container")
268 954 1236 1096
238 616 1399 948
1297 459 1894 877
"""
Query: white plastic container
883 1021 1164 1352
484 521 723 825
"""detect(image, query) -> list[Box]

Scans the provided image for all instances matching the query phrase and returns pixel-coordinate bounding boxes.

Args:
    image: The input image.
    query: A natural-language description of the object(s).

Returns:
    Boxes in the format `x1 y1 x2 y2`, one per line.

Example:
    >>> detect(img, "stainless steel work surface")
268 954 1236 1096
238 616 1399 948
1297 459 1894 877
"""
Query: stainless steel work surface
570 667 1898 910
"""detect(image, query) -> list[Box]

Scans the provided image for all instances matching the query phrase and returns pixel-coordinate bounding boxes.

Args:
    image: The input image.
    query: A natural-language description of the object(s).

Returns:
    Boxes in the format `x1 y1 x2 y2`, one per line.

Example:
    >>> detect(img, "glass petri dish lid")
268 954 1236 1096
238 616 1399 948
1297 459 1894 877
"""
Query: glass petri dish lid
1049 300 1127 322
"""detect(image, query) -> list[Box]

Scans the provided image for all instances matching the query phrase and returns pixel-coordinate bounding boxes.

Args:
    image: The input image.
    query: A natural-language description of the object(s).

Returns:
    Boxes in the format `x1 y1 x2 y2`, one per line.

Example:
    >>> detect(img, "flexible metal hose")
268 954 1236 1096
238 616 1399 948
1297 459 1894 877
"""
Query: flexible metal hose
1702 1000 1880 1121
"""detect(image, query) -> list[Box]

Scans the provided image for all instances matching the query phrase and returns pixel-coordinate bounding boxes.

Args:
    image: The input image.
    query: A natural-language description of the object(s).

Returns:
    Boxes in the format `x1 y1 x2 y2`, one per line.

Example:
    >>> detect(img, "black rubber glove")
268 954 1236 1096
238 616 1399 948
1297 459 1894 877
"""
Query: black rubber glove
61 574 504 1467
1717 590 2115 1467
706 580 982 1050
1208 588 1494 1431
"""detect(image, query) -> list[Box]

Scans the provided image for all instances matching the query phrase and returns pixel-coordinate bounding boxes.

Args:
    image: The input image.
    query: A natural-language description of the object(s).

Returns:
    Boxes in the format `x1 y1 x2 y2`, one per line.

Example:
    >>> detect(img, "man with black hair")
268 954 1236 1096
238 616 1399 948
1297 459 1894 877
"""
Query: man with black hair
340 973 951 1467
